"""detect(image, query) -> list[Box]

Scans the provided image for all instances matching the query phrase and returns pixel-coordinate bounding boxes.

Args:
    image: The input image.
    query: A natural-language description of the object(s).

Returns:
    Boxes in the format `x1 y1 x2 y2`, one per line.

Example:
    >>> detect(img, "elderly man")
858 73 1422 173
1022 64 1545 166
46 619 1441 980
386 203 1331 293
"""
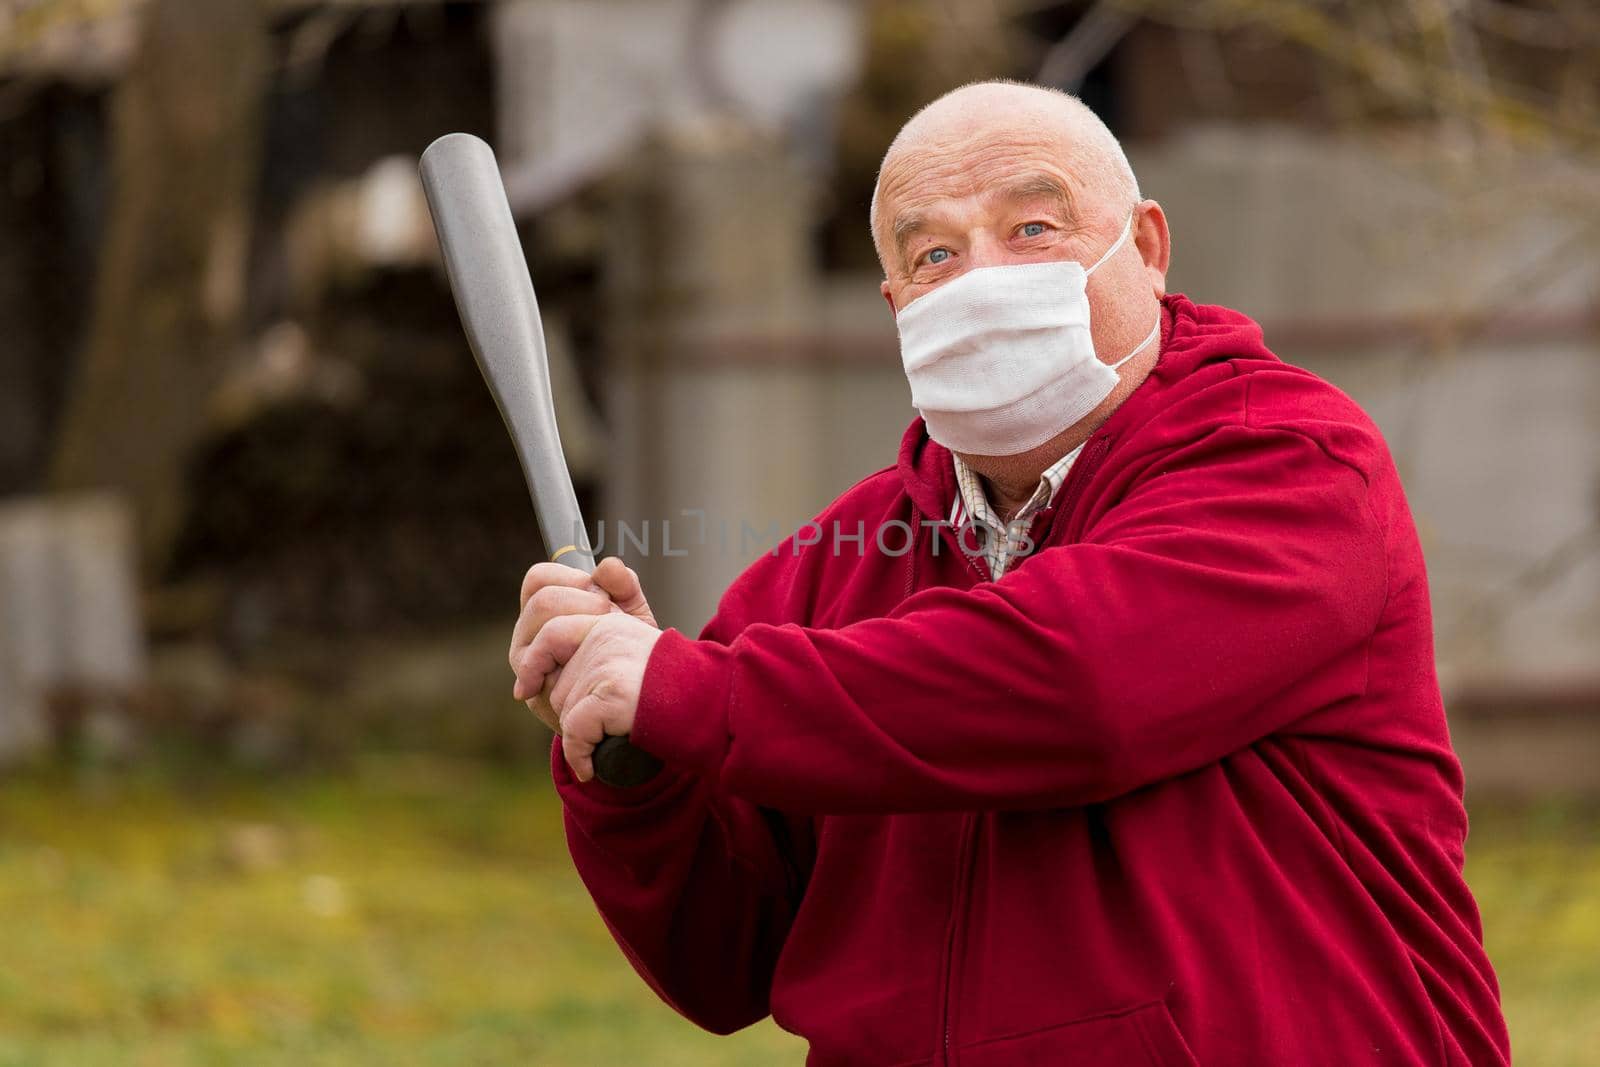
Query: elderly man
510 81 1509 1065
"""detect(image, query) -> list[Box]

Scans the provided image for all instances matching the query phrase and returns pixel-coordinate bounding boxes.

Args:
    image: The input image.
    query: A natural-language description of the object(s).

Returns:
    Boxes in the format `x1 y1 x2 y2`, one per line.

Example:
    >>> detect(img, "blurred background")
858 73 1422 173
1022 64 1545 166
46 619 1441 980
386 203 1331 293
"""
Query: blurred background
0 0 1596 1063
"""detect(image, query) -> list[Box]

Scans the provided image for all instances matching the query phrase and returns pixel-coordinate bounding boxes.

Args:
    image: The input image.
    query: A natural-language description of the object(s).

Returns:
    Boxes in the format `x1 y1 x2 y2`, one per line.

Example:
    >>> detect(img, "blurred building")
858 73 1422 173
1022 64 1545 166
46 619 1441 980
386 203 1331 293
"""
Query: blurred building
1 0 1595 785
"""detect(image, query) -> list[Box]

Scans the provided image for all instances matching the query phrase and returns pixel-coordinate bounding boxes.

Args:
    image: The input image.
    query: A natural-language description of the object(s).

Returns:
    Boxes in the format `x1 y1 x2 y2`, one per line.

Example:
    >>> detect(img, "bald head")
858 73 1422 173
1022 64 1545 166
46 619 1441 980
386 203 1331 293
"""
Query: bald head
871 81 1139 270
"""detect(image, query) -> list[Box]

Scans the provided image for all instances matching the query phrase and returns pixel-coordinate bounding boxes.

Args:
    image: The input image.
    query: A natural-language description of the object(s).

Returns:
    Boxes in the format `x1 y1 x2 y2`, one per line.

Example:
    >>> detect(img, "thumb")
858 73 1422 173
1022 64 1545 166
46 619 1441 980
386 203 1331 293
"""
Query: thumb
592 557 655 623
560 693 611 782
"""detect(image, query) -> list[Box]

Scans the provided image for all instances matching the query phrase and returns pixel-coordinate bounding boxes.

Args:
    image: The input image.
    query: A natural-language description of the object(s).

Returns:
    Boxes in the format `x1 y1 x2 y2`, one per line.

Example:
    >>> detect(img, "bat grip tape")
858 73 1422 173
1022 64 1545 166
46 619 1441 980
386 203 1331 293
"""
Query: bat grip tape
593 735 664 788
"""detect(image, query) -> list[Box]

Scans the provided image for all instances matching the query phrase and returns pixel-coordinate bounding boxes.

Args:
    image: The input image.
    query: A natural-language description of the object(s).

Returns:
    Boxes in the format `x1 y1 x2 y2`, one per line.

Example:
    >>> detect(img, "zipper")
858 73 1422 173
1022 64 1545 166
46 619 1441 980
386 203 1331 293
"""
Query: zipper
938 813 979 1064
930 509 989 585
931 435 1114 1064
1055 434 1112 537
944 499 990 585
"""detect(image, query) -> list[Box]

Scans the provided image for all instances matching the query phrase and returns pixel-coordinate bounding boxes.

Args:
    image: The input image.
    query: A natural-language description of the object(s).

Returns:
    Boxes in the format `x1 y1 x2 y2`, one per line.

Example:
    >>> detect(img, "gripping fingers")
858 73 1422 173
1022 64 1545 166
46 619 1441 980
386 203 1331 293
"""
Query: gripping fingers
516 613 599 700
548 615 614 712
509 585 612 667
519 562 596 611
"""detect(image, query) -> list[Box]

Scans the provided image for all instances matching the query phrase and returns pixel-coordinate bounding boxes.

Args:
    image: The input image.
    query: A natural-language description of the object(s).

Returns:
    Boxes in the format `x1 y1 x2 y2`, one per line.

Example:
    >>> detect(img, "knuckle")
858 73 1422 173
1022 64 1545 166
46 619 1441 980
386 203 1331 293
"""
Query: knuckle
523 562 570 596
520 565 546 601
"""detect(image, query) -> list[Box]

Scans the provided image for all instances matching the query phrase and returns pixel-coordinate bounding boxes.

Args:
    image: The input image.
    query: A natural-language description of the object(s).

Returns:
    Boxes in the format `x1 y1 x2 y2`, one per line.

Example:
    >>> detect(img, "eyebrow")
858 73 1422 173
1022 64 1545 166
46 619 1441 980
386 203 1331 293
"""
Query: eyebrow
889 172 1079 268
891 211 932 267
991 173 1078 219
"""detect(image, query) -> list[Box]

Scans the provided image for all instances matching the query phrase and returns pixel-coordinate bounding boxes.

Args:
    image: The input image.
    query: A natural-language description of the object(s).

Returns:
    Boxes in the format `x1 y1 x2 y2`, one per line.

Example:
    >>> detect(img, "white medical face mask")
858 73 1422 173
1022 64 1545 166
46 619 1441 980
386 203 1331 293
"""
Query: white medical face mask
894 211 1161 457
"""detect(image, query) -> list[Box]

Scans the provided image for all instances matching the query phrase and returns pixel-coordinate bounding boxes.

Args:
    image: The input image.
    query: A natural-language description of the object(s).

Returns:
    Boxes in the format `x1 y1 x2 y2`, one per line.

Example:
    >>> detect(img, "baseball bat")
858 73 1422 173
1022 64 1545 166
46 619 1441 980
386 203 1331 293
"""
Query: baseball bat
419 132 663 789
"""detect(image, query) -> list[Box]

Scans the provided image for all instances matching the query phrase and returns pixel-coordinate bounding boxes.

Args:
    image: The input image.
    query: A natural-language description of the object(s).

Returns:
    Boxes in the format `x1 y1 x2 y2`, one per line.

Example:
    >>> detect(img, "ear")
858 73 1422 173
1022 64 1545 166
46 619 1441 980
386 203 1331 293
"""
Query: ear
880 278 897 315
1134 200 1171 298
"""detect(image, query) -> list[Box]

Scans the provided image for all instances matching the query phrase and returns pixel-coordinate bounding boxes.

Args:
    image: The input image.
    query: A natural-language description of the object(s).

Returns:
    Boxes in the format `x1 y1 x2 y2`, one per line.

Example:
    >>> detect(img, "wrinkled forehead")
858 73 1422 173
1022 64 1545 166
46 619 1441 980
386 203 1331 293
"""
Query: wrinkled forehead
873 123 1107 245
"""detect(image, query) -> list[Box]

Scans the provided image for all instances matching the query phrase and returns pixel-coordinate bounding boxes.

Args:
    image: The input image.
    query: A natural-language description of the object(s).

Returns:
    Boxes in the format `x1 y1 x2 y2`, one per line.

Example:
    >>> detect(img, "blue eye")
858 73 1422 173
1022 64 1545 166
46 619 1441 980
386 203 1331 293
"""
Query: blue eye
1022 222 1046 237
927 248 950 264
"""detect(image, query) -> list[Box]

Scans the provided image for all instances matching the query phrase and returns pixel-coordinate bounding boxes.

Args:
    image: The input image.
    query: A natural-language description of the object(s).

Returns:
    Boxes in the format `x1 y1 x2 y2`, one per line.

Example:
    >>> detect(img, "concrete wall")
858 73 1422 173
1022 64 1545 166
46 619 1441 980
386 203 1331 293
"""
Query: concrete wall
0 492 145 763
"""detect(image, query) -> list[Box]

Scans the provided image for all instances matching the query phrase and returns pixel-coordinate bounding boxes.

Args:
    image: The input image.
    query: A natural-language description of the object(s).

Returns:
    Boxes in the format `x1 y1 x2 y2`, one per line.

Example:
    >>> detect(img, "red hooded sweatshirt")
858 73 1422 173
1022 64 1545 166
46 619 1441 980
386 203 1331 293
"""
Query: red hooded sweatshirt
552 295 1509 1066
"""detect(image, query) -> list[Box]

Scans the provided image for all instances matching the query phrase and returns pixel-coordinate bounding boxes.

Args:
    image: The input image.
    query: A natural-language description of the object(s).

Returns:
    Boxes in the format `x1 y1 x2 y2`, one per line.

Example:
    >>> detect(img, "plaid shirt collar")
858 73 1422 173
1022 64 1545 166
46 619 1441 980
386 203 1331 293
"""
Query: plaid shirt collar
950 443 1085 579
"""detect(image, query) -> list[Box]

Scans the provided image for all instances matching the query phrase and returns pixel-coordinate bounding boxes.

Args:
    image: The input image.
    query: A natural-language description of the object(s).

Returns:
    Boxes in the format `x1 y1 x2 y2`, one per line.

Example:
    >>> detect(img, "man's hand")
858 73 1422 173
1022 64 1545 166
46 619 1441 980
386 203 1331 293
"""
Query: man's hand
510 557 655 734
520 612 663 782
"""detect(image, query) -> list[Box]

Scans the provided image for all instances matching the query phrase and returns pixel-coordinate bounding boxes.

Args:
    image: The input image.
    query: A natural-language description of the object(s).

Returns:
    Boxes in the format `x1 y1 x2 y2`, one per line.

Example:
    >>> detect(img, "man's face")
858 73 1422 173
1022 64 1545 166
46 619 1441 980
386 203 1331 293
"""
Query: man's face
871 88 1171 471
876 125 1133 314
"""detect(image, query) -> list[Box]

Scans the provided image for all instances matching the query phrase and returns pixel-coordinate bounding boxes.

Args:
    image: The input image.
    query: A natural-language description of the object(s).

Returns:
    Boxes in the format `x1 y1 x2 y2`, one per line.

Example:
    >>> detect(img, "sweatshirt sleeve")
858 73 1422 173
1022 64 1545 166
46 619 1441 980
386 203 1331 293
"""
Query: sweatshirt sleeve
553 545 817 1034
629 422 1390 813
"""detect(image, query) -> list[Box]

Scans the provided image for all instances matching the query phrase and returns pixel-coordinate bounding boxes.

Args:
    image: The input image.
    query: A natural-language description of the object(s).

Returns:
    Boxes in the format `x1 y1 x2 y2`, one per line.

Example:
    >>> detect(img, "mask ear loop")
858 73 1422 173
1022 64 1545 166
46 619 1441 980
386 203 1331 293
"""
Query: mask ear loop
1108 315 1162 371
1085 210 1136 277
1088 208 1160 371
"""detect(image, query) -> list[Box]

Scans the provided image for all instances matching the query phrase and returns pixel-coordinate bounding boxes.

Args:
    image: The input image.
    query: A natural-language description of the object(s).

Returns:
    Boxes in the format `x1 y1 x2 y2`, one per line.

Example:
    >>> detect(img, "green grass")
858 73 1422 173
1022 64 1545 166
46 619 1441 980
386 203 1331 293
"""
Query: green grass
1464 802 1600 1065
0 759 803 1067
0 761 1593 1065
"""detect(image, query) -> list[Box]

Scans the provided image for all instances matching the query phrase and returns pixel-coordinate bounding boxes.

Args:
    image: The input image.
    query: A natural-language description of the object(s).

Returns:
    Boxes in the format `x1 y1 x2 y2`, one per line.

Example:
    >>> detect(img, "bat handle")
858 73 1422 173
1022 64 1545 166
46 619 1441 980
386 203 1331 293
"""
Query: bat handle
545 549 662 786
593 735 664 788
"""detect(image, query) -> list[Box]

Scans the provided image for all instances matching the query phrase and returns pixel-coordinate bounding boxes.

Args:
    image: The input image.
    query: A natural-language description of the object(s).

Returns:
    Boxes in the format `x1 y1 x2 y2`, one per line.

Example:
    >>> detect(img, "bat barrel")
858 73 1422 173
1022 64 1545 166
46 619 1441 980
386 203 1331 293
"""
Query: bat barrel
420 132 660 789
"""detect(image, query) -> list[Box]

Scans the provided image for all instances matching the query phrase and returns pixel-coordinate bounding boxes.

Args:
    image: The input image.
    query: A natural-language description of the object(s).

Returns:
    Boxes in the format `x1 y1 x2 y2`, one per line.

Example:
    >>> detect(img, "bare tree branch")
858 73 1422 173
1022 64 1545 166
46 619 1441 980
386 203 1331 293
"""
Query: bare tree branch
1120 0 1600 156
